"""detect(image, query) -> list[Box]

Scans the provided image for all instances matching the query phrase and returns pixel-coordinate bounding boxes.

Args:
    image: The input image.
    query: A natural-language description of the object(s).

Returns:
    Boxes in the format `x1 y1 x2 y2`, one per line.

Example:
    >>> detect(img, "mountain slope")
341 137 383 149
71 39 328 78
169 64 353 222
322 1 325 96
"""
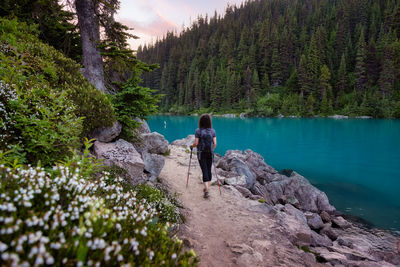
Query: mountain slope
138 0 400 117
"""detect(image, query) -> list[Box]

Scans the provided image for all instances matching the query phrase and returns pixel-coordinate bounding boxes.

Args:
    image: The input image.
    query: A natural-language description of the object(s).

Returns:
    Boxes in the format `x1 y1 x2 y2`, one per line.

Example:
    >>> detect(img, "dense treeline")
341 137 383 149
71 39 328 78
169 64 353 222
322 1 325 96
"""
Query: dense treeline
137 0 400 117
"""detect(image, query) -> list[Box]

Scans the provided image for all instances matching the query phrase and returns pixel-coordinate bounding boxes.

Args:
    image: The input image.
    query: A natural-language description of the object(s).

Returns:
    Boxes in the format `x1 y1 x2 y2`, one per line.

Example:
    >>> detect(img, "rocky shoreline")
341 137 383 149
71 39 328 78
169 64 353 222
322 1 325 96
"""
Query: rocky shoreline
173 135 400 266
89 120 400 266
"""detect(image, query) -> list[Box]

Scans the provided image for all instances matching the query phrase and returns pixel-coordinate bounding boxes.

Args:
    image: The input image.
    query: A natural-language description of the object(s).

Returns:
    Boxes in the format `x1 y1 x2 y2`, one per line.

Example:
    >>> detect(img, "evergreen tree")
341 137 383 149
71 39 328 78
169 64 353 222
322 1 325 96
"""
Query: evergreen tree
355 30 367 93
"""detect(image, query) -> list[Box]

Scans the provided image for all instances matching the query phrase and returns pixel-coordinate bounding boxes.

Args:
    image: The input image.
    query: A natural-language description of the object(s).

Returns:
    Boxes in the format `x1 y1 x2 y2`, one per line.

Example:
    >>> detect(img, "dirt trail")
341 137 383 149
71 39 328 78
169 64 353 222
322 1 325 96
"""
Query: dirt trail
159 145 321 267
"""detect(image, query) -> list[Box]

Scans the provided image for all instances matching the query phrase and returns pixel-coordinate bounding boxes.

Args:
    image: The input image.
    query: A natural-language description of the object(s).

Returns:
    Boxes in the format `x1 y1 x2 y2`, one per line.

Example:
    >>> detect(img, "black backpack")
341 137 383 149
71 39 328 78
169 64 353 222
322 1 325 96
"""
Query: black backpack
198 128 214 152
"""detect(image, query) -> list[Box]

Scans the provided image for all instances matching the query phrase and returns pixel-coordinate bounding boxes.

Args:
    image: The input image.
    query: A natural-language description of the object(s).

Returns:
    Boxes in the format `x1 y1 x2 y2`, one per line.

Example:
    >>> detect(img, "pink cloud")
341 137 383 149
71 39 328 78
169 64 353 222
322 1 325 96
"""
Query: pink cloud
118 13 177 39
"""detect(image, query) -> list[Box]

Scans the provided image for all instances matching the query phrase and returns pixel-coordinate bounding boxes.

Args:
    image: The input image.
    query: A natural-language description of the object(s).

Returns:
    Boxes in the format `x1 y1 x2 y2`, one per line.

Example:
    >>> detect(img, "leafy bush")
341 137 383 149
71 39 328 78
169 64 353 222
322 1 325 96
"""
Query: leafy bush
0 18 116 136
0 158 197 266
111 77 162 141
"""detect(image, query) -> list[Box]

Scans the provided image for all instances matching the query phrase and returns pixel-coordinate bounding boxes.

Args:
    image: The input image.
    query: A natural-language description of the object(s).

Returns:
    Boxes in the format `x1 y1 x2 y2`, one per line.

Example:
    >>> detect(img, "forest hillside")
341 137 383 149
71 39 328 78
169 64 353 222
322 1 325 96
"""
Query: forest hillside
138 0 400 117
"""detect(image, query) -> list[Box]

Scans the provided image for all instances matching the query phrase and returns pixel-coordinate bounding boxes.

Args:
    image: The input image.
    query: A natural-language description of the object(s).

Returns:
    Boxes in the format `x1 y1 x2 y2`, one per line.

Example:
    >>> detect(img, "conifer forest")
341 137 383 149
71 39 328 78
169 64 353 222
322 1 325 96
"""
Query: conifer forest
137 0 400 117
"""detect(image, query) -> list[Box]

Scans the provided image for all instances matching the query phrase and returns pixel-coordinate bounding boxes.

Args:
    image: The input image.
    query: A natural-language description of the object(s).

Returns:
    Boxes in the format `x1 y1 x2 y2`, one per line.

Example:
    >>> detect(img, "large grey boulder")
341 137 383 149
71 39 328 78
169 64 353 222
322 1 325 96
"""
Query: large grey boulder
133 118 150 134
90 121 122 142
94 139 144 184
141 132 169 154
142 151 165 179
171 135 195 148
304 212 324 230
217 150 256 188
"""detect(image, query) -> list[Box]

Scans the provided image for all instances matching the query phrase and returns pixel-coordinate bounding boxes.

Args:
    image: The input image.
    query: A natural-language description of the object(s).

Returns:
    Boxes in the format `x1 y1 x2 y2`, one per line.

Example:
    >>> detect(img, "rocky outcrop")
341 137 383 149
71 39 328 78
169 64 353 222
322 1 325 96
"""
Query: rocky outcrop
142 151 165 181
329 115 349 119
171 135 195 148
167 139 400 267
216 149 335 214
94 139 145 184
142 132 169 154
90 121 122 142
133 118 151 134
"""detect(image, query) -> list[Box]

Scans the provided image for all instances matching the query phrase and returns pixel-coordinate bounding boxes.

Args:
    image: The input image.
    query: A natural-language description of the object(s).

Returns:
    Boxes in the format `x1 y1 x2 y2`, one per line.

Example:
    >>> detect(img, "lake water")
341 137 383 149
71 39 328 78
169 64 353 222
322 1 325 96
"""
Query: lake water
147 115 400 232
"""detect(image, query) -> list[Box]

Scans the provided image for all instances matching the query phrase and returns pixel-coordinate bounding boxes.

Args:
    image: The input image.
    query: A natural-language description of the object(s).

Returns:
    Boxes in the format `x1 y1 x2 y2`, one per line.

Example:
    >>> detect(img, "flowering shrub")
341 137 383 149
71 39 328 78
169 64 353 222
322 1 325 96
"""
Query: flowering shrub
0 161 197 266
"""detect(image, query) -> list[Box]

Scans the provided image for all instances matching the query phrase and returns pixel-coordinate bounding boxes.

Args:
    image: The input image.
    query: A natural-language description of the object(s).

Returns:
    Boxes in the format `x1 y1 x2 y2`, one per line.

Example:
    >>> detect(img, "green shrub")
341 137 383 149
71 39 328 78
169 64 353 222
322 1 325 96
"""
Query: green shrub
0 18 116 136
0 160 197 266
135 184 181 224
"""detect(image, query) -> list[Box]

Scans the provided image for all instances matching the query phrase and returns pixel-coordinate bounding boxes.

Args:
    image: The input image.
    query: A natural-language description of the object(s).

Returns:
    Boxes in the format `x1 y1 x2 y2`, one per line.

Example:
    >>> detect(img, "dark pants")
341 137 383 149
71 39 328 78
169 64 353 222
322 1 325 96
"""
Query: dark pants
197 151 213 182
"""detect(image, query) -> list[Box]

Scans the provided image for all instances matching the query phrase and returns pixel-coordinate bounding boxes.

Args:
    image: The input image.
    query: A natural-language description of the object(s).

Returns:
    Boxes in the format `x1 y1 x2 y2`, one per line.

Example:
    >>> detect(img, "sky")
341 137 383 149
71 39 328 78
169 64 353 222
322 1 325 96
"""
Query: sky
116 0 246 49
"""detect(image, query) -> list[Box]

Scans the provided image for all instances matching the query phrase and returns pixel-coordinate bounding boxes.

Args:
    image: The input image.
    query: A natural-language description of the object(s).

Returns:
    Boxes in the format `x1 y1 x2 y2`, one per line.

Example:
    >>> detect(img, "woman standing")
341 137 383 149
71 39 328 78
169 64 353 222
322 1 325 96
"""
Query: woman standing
190 114 217 198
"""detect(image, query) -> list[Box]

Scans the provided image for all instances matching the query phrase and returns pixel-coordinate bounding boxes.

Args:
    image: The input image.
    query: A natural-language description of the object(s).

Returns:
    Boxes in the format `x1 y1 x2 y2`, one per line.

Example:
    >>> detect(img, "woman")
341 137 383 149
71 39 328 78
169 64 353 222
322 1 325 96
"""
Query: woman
190 114 217 198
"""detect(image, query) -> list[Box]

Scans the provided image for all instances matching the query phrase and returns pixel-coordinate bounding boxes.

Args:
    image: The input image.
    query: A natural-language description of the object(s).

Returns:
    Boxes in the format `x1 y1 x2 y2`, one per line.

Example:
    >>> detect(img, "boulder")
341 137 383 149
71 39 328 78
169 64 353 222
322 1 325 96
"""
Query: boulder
311 231 333 247
332 216 351 229
234 185 254 198
278 210 312 245
279 195 300 208
224 175 247 186
320 223 338 241
284 204 307 224
141 132 169 154
286 172 336 213
142 151 165 178
221 114 236 118
329 115 349 119
304 212 324 230
90 121 122 142
320 211 331 223
94 139 144 183
171 135 195 148
133 118 150 134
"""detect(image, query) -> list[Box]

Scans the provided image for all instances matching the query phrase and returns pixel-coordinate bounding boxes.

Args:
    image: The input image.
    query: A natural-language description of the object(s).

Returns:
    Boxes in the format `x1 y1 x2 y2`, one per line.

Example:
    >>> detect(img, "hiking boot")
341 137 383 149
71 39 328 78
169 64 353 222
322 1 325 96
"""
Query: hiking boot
203 191 210 199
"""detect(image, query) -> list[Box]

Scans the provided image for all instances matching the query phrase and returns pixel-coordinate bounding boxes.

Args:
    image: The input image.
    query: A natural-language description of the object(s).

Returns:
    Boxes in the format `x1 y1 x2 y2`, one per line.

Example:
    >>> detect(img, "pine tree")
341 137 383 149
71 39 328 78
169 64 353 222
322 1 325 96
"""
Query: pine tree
271 45 282 87
337 54 348 94
319 65 332 101
251 69 261 102
307 35 321 96
298 54 311 97
261 74 270 96
355 30 367 93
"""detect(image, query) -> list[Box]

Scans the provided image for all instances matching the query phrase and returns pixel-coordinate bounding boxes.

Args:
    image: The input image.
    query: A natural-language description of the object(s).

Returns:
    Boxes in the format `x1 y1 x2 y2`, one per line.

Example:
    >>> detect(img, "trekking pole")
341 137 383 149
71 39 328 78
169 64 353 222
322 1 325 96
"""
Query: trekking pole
212 152 222 195
186 147 193 188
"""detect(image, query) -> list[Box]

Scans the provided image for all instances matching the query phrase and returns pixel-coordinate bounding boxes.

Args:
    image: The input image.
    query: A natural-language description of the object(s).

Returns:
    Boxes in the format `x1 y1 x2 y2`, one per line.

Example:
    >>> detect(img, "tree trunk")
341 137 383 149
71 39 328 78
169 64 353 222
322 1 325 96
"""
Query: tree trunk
75 0 106 92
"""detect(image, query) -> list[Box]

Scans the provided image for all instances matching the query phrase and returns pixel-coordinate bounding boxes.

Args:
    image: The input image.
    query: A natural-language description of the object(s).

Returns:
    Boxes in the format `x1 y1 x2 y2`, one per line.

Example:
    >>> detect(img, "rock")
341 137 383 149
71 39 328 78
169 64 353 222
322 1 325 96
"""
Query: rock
236 251 263 266
224 175 247 186
332 216 351 229
247 204 277 216
90 121 122 142
133 118 150 134
320 211 331 223
355 116 373 119
171 135 195 148
304 212 324 230
336 237 353 248
141 132 169 154
312 247 348 265
320 224 338 241
233 185 254 198
277 114 284 118
284 204 307 224
239 113 246 118
94 139 144 183
279 195 300 208
329 115 349 119
251 240 272 252
286 172 336 213
311 231 333 247
278 205 312 245
142 151 165 178
229 243 253 254
221 113 236 118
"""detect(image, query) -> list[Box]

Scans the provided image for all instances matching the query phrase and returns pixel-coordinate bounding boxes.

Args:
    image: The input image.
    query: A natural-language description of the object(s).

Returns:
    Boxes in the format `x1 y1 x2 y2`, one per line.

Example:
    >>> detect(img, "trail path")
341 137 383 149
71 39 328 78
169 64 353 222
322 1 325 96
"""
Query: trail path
159 145 322 267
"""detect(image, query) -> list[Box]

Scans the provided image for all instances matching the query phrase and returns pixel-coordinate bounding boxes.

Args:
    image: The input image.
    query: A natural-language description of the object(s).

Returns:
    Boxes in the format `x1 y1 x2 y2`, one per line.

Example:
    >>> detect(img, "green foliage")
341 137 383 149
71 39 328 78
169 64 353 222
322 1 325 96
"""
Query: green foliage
135 184 181 224
0 158 198 266
0 18 116 136
258 198 265 203
0 18 116 165
137 0 400 118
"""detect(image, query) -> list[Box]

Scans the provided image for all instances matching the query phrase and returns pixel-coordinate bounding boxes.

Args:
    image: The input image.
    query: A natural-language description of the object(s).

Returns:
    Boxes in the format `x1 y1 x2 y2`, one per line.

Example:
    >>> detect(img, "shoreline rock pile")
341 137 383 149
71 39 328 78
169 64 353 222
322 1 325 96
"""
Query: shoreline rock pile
91 119 168 184
172 135 400 266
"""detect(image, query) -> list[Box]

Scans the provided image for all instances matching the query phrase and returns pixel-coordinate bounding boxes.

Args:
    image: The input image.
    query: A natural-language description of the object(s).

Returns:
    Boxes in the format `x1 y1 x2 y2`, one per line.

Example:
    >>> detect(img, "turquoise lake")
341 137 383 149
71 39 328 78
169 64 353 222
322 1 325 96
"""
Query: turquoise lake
147 116 400 232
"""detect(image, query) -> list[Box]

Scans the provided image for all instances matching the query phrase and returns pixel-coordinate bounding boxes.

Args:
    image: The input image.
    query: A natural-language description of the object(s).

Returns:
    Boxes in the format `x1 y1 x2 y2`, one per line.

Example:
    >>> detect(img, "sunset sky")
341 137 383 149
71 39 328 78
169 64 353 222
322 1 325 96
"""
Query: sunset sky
116 0 246 49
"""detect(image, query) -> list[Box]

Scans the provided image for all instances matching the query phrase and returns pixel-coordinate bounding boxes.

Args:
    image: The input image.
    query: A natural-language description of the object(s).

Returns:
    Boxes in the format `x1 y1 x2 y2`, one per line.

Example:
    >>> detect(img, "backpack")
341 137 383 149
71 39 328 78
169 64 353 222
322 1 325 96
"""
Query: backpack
198 128 214 152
